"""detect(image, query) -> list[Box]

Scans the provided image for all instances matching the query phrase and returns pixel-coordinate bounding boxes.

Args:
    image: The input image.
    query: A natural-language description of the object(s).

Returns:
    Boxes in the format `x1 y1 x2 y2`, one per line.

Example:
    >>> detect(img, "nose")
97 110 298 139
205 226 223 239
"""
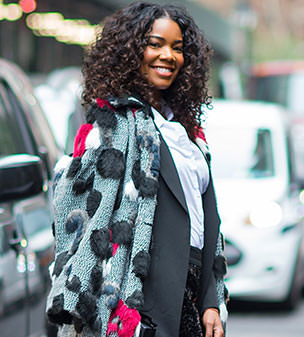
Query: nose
160 46 175 62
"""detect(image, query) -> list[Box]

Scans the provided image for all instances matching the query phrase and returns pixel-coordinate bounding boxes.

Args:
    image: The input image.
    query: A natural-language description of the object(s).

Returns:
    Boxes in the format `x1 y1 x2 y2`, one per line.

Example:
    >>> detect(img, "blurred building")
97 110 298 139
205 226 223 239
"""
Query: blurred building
197 0 304 38
196 0 304 61
0 0 249 96
0 0 112 72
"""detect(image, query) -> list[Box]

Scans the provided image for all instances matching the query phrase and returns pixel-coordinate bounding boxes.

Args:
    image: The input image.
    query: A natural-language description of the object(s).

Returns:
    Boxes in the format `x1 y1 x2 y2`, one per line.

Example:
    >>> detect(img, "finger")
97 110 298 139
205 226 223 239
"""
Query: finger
213 325 224 337
204 321 213 337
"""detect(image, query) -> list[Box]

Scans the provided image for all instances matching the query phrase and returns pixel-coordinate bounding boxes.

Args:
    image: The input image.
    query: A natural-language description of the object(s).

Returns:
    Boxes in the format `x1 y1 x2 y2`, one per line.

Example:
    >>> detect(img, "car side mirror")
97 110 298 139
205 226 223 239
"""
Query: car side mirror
0 154 45 203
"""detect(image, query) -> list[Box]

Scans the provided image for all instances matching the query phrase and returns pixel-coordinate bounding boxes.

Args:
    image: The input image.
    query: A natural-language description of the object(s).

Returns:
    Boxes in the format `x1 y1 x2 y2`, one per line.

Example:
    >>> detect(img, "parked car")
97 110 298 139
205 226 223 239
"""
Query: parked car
205 99 304 309
0 58 59 314
34 67 85 155
0 155 47 314
247 60 304 187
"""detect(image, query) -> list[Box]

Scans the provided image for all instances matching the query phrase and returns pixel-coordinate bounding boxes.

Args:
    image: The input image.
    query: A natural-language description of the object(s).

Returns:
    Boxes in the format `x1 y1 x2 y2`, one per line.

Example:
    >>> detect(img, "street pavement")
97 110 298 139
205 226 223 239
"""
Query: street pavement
0 295 303 337
227 300 304 337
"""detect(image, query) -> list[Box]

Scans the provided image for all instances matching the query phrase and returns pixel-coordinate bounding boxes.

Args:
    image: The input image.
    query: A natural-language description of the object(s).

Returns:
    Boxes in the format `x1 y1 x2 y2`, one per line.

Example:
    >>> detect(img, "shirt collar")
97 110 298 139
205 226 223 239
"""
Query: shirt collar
151 102 174 128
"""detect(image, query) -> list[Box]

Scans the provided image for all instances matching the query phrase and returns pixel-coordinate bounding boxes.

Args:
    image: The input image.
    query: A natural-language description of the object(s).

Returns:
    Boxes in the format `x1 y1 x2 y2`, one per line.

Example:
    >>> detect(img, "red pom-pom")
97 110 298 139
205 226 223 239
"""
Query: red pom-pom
107 299 141 337
73 124 93 158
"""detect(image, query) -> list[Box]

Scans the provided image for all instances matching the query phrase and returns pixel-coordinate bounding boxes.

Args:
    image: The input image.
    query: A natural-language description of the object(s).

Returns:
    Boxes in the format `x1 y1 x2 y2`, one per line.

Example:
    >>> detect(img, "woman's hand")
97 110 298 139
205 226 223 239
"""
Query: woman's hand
202 308 224 337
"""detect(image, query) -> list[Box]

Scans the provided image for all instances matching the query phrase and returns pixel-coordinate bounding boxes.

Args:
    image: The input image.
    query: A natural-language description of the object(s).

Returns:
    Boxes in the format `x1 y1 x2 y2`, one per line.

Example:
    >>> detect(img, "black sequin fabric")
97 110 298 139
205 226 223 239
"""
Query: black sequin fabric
179 264 204 337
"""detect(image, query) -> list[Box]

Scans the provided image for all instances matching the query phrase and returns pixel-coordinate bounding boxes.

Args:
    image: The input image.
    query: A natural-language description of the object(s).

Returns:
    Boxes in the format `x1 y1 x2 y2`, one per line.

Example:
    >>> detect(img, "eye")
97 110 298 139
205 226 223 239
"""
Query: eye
174 46 183 53
148 41 160 48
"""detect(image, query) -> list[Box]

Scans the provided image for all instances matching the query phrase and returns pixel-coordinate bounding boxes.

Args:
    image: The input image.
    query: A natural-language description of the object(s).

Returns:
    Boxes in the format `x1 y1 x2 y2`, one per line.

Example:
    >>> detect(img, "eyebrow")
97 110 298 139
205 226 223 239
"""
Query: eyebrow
148 35 183 44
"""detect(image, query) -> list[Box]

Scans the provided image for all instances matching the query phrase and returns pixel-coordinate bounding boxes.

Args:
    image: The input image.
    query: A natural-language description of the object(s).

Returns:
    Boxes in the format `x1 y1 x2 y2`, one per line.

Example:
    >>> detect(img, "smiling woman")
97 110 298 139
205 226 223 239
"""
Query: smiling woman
46 2 228 337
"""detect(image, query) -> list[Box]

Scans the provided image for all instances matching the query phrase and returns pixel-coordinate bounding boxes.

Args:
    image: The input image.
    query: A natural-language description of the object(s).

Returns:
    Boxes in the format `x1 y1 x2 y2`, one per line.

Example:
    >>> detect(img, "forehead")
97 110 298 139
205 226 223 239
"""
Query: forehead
149 17 183 40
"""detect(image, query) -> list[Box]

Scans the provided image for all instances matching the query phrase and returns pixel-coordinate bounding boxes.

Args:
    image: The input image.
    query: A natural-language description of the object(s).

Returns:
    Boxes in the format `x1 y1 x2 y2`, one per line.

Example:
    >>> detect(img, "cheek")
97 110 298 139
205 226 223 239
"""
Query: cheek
142 49 154 66
177 55 184 70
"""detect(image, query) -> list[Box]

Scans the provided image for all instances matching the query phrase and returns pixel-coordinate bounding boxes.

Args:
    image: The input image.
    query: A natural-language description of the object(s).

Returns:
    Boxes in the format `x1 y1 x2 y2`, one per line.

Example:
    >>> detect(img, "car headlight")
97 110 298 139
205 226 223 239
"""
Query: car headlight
17 252 36 273
248 201 283 228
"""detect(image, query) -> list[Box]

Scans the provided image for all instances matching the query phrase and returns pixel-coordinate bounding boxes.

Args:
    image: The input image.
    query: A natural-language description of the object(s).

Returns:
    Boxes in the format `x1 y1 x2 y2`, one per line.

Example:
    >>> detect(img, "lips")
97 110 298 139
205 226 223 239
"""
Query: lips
151 65 175 77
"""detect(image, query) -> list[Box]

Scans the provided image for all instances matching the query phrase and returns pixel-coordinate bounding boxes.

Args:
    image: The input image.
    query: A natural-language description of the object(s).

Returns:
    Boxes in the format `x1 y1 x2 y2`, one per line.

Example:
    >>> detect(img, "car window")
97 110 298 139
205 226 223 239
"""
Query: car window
209 127 275 179
3 80 38 155
0 227 11 255
19 207 52 237
0 82 28 156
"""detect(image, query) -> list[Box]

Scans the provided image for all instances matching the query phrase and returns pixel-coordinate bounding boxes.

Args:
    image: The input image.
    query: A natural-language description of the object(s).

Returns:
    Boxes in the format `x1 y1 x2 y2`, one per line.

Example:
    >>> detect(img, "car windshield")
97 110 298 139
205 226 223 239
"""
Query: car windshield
208 127 275 179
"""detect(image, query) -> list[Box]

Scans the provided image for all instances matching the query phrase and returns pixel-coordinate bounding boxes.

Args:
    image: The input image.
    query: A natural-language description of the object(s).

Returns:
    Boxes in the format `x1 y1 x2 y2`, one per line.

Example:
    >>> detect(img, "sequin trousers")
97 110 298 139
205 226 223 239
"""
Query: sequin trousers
179 263 204 337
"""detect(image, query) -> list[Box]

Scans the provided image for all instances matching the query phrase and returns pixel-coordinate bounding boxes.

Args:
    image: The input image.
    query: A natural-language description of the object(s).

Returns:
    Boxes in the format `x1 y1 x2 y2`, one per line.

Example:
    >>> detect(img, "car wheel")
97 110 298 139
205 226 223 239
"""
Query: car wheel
282 250 303 310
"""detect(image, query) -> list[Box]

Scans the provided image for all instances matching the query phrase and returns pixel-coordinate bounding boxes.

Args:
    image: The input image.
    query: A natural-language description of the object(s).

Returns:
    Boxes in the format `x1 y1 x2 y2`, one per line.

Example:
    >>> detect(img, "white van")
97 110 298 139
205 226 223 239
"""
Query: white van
205 100 304 309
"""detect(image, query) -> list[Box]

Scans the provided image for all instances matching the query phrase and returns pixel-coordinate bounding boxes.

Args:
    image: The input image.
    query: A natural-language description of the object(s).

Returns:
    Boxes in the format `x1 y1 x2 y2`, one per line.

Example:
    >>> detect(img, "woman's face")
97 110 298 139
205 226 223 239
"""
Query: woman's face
140 17 184 92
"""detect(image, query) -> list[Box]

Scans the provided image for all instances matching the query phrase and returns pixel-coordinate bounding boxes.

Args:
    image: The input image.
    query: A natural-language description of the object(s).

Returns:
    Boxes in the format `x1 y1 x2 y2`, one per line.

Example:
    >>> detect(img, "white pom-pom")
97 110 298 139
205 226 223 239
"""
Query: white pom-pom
54 155 72 174
134 322 141 337
102 259 112 278
48 261 55 284
124 179 139 201
85 127 101 150
219 302 228 323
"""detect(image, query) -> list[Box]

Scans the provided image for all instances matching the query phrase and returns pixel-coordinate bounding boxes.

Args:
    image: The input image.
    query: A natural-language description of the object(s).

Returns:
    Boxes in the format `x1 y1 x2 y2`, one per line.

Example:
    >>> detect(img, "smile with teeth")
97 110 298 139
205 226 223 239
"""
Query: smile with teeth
152 66 174 74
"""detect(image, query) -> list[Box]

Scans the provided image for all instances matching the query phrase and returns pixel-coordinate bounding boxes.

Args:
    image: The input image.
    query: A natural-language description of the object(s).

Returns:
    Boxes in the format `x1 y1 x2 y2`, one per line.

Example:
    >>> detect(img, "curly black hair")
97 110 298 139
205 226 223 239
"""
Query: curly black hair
82 1 213 141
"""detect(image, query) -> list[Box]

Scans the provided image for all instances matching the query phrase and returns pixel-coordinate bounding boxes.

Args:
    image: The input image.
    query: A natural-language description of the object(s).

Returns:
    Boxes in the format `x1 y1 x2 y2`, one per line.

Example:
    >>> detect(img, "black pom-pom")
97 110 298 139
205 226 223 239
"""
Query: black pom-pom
90 264 103 296
86 171 95 191
53 251 70 277
47 293 73 325
86 104 98 124
115 106 127 117
110 221 133 245
66 275 81 293
132 250 150 279
94 104 117 131
73 173 95 196
86 189 102 218
125 290 144 310
132 160 141 189
96 148 125 179
213 255 227 278
73 178 87 195
90 228 110 260
49 293 63 314
73 316 84 334
67 157 82 179
91 318 102 332
76 291 97 325
139 173 158 198
106 244 113 259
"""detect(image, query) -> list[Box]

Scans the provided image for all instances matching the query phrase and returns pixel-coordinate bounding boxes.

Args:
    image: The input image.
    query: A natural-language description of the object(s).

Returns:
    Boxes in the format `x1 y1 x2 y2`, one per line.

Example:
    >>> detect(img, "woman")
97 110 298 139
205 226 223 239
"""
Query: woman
46 2 228 337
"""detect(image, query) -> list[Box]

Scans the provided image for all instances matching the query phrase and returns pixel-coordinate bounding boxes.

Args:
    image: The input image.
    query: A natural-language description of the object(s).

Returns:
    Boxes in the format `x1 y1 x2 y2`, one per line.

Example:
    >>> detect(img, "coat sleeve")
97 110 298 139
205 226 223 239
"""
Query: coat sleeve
200 233 229 333
200 271 218 312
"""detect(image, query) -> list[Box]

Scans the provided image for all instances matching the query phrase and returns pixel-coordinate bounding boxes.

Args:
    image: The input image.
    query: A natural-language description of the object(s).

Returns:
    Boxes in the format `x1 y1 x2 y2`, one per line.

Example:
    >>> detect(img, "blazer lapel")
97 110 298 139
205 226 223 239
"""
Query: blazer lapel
159 135 189 214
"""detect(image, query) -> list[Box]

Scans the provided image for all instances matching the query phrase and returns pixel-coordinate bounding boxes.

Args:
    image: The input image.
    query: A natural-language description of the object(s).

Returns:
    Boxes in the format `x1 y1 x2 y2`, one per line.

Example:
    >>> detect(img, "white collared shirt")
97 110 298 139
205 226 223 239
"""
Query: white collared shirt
152 106 209 249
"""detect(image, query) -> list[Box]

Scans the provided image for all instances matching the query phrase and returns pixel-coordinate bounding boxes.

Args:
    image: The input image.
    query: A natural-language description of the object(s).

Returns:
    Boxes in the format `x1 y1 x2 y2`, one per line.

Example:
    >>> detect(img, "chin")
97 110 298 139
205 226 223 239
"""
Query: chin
154 83 171 90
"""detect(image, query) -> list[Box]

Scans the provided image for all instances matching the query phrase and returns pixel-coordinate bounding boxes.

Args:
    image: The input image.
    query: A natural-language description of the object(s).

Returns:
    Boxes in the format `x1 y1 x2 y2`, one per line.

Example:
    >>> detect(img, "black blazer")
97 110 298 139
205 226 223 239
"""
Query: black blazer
142 136 221 337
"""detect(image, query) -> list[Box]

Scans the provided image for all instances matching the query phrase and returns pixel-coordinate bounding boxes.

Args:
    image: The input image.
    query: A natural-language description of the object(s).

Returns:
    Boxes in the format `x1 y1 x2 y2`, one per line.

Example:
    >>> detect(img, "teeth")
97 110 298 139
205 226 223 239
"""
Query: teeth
155 67 172 73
